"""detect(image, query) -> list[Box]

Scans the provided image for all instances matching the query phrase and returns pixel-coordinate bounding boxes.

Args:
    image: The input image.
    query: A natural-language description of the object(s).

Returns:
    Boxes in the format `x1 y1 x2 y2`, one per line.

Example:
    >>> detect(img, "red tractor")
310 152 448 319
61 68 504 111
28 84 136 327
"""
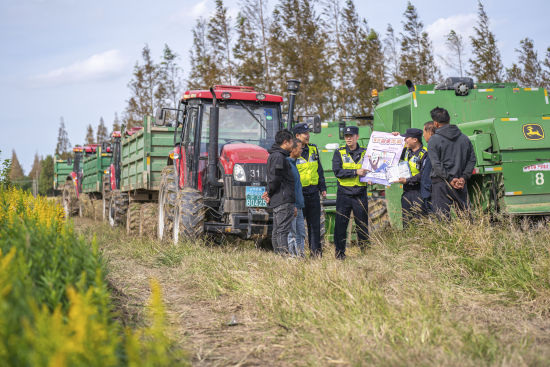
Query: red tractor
156 83 319 245
103 131 121 222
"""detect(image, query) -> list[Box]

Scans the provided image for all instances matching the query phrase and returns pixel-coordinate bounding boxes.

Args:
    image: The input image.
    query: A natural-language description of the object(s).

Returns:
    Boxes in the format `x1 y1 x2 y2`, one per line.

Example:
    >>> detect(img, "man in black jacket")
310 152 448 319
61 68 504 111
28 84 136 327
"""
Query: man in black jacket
427 107 477 219
263 129 295 254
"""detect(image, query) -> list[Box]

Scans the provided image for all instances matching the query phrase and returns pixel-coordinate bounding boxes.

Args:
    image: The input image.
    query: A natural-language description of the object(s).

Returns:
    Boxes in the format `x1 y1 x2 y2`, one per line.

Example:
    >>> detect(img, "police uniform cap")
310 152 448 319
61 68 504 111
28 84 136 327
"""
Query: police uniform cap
343 126 359 135
401 128 423 141
292 122 311 135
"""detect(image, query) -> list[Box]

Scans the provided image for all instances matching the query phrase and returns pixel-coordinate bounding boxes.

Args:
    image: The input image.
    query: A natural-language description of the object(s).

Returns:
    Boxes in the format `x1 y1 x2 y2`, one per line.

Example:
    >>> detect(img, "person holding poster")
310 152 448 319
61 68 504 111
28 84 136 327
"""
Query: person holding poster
331 126 369 259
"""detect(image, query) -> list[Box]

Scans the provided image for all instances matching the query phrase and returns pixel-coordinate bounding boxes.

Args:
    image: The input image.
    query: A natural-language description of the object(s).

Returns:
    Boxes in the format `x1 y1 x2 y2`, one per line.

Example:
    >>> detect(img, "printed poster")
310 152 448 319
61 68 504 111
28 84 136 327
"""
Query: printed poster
360 131 406 185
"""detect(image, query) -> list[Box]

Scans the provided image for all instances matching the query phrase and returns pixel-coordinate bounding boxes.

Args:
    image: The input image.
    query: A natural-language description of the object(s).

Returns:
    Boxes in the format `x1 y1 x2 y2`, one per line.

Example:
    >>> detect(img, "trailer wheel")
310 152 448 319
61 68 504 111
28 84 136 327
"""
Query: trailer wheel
140 203 158 238
62 182 81 218
368 197 390 232
127 202 141 235
158 166 177 241
102 175 110 221
173 187 205 244
108 191 128 227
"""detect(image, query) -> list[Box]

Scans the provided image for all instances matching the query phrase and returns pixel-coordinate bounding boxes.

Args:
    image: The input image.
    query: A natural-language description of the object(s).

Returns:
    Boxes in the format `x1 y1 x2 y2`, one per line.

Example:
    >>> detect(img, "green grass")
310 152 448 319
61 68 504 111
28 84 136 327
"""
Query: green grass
83 214 550 366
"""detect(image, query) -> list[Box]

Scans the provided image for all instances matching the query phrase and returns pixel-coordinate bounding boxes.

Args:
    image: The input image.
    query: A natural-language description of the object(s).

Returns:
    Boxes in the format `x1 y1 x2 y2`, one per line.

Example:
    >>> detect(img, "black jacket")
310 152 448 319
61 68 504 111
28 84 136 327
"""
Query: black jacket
427 124 477 182
300 143 327 195
267 144 295 207
420 153 432 199
332 145 367 196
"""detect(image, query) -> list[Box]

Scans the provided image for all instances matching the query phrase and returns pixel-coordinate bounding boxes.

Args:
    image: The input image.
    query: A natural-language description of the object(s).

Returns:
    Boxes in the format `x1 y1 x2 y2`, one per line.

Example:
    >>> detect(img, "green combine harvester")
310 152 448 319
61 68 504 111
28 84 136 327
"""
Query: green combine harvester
310 77 550 233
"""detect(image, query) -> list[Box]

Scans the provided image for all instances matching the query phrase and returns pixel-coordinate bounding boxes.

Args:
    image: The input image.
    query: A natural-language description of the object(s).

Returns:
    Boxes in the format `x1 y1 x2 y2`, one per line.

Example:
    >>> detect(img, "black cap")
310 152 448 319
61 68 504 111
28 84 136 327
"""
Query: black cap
401 128 423 141
292 122 311 135
343 126 359 135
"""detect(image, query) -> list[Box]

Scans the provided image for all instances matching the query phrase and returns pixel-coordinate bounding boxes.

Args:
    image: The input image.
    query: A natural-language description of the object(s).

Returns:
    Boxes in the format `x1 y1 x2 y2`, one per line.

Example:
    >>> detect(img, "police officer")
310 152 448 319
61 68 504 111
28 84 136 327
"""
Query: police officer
292 122 327 257
331 126 369 259
396 128 428 225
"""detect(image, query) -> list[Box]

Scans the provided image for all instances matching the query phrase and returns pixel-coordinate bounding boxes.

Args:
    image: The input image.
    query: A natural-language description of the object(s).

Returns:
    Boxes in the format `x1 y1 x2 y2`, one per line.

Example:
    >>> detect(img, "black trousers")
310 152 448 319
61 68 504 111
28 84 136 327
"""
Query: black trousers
303 193 322 256
432 180 469 219
334 193 369 258
401 188 423 226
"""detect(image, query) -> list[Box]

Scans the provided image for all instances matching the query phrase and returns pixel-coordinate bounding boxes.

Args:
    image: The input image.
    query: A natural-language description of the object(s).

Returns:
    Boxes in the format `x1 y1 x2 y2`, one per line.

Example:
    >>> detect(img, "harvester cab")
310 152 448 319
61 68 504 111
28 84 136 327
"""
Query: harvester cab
371 76 550 226
157 85 285 243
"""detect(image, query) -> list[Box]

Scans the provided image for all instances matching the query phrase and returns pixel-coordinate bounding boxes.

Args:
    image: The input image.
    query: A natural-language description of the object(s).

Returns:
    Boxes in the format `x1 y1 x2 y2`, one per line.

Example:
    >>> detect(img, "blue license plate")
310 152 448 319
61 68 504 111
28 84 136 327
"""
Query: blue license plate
245 186 267 207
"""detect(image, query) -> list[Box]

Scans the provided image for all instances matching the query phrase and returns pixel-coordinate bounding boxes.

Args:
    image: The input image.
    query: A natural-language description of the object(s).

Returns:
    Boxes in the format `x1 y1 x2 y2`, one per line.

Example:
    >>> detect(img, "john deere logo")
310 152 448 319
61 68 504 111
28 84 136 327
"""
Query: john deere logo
523 124 545 140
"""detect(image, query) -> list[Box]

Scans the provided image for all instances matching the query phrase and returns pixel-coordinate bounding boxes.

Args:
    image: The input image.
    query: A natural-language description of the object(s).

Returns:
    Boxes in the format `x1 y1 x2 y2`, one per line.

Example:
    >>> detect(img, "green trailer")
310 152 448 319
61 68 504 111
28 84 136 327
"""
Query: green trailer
312 77 550 234
82 147 111 194
53 155 73 193
108 116 176 235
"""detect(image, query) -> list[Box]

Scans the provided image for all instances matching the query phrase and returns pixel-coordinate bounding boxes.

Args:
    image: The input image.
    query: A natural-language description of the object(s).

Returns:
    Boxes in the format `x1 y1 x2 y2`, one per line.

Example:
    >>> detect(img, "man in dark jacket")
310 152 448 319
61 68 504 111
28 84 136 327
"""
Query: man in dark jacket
427 107 477 219
263 129 295 254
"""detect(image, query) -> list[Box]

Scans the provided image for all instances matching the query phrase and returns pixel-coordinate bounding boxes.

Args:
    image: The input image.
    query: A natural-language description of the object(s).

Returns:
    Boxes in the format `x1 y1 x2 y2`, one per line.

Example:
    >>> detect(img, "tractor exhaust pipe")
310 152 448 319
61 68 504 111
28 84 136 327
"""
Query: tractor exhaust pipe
286 79 301 130
208 87 219 196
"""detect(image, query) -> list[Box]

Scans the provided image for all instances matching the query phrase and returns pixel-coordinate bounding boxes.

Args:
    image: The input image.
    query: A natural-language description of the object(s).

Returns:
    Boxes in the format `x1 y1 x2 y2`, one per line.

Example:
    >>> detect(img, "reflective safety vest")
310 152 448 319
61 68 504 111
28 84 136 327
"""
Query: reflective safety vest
404 146 428 176
296 144 320 187
337 146 367 187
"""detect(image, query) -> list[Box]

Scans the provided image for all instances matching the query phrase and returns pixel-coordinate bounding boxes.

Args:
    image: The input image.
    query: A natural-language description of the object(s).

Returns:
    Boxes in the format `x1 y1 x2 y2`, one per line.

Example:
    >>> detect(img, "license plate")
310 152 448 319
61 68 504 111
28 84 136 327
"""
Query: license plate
245 186 267 207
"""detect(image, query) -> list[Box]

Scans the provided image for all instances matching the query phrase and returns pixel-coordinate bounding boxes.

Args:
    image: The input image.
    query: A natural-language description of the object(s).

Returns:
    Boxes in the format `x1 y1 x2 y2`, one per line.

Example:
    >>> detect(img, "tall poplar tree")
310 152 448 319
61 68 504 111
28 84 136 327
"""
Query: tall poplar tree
441 30 466 77
55 117 71 159
398 2 439 84
85 124 95 145
188 18 219 89
38 155 54 196
112 112 121 133
543 47 550 89
96 117 109 144
469 1 503 83
159 44 183 110
270 0 332 118
234 0 272 90
29 153 42 180
506 38 542 87
208 0 234 85
125 44 162 128
9 150 24 183
384 24 401 86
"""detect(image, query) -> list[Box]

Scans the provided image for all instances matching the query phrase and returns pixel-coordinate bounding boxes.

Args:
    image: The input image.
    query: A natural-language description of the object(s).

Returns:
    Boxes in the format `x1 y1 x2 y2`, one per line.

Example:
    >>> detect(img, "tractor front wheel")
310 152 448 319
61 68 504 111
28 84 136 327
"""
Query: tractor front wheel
368 196 390 233
126 202 141 235
173 187 205 244
108 191 128 227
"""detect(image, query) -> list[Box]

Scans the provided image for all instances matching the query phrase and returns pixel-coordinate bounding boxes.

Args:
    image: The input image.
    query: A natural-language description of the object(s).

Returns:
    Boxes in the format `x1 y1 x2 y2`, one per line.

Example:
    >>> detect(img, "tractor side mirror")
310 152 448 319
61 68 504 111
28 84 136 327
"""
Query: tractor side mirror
67 157 72 165
155 108 166 126
338 122 346 140
311 115 321 133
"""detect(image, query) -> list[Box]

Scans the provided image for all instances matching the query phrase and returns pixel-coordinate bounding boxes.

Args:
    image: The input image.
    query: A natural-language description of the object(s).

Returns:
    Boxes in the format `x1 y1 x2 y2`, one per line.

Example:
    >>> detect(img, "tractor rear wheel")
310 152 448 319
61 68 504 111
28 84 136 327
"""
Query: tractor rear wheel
108 191 128 227
62 182 81 218
140 203 158 238
126 202 141 235
368 196 390 233
173 187 205 244
158 166 178 241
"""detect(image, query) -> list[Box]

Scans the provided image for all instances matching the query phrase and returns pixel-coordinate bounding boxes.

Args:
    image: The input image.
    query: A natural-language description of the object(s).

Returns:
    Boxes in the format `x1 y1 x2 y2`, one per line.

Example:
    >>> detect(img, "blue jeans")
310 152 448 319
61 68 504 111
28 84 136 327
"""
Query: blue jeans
288 208 305 256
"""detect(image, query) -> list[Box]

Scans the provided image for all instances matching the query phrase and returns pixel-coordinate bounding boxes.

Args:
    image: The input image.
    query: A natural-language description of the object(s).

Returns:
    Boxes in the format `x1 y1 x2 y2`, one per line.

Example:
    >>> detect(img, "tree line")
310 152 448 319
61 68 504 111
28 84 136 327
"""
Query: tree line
18 0 550 194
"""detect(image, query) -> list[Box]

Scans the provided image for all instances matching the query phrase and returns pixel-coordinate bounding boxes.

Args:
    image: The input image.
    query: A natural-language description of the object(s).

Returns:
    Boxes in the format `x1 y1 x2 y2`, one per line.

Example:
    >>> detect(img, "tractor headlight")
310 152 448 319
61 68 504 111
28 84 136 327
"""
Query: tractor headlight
233 164 246 182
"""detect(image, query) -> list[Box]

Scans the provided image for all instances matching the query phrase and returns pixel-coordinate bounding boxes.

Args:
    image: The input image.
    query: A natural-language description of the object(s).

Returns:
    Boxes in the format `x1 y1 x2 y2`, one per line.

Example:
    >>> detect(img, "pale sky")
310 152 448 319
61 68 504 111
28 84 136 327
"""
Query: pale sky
1 0 549 171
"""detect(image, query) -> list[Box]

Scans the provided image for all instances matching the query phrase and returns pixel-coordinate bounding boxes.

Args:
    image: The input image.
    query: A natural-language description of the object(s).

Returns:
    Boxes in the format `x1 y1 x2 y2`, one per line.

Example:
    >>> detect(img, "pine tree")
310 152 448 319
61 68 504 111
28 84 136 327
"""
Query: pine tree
506 38 542 87
398 2 440 84
38 155 54 196
384 24 401 86
55 117 71 159
233 12 267 89
125 44 162 128
207 0 234 85
96 117 109 144
9 150 24 182
270 0 333 119
159 44 183 110
188 17 219 89
113 112 121 133
29 153 42 180
85 124 95 145
441 30 466 77
355 26 385 114
469 1 503 83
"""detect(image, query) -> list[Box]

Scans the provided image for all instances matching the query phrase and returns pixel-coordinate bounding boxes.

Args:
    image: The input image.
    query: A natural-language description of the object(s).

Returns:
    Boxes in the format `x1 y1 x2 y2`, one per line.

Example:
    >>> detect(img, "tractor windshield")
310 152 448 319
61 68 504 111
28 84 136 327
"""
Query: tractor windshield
201 102 279 149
